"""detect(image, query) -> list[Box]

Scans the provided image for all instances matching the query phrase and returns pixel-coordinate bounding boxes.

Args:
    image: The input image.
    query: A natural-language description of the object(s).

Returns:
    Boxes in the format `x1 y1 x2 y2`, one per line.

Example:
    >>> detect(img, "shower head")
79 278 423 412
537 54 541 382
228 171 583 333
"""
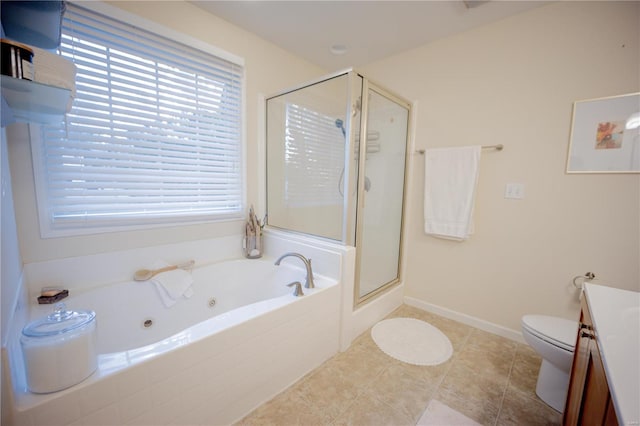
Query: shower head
335 118 345 137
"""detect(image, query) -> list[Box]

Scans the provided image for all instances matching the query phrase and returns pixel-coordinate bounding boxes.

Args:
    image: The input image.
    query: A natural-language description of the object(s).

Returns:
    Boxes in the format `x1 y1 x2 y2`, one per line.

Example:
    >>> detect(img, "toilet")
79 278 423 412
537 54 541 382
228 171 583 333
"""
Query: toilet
521 315 579 412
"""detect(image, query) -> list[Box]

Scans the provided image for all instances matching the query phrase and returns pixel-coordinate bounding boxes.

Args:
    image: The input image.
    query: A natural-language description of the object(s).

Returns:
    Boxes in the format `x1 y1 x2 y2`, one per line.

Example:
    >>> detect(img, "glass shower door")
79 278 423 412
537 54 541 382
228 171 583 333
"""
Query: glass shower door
355 83 410 303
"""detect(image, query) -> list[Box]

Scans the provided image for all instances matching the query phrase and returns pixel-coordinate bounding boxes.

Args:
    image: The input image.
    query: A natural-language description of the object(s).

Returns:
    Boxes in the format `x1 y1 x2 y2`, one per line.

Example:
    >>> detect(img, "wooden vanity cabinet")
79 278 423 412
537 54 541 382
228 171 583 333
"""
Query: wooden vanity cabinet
563 297 618 426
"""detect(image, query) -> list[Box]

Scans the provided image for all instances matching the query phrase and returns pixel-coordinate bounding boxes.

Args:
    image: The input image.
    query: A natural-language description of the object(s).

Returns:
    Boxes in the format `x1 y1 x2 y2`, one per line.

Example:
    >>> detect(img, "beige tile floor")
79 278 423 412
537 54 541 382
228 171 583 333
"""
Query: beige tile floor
238 304 562 426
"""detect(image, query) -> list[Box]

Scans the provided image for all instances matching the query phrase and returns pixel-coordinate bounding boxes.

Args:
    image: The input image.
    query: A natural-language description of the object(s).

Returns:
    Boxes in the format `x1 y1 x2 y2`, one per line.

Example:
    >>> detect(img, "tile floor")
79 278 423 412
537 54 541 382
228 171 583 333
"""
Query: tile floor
237 304 562 426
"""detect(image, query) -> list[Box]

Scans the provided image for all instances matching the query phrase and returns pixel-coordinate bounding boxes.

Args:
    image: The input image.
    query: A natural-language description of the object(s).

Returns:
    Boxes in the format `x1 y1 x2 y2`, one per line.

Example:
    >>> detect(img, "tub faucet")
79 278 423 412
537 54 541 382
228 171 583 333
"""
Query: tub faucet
274 252 315 289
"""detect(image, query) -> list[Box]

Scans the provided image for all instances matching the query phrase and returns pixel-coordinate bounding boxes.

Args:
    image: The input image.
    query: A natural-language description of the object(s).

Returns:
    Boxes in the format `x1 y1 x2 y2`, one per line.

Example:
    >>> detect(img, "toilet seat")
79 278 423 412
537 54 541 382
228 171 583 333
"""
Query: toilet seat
522 315 577 352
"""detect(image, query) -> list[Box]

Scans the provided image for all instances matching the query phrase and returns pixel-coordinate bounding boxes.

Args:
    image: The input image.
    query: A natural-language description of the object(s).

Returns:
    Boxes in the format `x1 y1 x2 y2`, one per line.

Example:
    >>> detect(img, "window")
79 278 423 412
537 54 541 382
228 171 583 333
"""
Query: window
32 3 244 237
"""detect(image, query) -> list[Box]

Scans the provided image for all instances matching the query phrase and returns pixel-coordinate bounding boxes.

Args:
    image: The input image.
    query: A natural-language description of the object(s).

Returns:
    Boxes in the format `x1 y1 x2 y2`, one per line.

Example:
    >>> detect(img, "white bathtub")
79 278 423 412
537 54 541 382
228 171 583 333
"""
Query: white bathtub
8 256 341 426
29 259 314 355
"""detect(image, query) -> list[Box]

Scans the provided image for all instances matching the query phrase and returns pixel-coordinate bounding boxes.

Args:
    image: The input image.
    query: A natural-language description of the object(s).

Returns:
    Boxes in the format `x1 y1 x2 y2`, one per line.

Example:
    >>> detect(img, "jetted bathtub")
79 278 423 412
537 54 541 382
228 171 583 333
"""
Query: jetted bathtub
8 258 341 426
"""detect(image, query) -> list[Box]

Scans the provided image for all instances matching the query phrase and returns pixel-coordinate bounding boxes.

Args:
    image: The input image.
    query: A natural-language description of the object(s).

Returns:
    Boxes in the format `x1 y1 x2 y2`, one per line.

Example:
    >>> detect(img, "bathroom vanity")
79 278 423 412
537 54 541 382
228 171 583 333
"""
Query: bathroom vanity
563 283 640 426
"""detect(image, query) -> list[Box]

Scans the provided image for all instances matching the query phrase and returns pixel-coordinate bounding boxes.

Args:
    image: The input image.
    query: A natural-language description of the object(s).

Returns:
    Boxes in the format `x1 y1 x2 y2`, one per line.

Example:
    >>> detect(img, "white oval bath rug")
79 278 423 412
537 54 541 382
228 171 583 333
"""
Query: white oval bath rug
371 318 453 366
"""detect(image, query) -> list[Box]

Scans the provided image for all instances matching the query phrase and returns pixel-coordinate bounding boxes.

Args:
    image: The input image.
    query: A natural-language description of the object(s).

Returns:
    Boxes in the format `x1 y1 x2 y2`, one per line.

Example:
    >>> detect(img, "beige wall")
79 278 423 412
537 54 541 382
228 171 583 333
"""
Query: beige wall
362 1 640 331
7 0 324 263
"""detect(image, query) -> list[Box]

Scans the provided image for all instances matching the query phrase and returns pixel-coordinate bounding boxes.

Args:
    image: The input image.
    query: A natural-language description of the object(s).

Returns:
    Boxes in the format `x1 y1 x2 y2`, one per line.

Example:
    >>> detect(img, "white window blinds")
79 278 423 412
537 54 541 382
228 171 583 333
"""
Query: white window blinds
33 4 244 236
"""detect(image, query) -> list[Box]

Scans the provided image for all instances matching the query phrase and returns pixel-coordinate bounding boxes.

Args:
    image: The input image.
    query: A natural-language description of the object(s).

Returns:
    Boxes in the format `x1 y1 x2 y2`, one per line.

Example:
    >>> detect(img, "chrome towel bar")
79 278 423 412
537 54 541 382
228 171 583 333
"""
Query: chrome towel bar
415 144 504 154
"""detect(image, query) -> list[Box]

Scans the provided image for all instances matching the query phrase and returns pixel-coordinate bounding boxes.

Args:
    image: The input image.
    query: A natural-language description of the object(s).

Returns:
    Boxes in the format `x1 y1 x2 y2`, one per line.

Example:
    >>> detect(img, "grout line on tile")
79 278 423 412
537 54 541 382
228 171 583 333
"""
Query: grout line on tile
493 343 518 426
415 319 472 425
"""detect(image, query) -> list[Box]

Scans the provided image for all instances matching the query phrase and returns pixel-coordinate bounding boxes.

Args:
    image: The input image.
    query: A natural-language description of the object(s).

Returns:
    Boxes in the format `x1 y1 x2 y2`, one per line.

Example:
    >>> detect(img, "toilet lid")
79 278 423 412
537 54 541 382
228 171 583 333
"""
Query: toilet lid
522 315 578 351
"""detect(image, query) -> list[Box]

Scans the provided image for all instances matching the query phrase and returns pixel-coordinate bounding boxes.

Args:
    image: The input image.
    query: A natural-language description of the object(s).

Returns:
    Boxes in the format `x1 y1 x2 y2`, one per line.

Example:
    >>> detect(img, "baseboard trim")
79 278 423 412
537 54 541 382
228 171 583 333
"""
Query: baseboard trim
404 296 525 344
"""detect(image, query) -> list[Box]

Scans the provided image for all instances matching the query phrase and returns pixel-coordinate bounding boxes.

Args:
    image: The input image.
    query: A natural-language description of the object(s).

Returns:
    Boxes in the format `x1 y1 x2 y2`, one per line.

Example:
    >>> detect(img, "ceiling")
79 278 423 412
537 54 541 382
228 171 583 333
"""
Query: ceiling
191 1 548 71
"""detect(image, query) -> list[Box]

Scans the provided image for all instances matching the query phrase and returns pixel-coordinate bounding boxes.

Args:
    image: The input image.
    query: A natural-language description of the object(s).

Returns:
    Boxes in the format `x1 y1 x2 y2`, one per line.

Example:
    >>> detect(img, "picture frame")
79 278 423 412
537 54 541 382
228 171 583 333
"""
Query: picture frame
566 92 640 173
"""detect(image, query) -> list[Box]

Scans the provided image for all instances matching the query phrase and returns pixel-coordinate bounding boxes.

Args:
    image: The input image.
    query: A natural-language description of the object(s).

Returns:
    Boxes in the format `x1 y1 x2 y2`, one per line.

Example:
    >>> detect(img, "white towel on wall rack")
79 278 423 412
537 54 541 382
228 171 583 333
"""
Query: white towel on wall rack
423 146 481 241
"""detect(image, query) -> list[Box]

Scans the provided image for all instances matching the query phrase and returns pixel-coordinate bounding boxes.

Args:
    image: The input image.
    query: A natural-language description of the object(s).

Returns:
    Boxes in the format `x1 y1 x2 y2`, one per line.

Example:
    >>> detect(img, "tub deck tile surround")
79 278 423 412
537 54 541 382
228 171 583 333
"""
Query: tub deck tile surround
238 304 562 426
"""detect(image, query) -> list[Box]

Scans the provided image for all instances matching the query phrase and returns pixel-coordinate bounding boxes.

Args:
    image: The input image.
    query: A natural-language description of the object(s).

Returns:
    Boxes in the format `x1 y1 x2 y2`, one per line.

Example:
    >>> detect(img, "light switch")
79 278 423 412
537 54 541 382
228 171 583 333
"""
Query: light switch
505 183 525 199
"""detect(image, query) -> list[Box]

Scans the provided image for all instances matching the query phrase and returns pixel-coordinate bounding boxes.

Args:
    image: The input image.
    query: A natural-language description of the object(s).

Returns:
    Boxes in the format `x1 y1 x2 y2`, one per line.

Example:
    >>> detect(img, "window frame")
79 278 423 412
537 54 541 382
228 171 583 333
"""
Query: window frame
30 1 247 238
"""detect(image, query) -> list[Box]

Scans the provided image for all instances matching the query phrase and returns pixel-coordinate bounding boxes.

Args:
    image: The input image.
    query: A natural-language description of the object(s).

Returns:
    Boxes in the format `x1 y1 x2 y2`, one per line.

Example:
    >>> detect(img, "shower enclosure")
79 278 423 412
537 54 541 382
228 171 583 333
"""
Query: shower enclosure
266 70 411 306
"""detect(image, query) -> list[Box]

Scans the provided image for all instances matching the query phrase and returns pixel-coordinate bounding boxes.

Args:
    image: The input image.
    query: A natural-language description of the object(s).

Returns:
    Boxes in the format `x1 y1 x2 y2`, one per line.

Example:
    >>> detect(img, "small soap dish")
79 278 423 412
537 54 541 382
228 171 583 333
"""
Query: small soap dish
37 288 69 304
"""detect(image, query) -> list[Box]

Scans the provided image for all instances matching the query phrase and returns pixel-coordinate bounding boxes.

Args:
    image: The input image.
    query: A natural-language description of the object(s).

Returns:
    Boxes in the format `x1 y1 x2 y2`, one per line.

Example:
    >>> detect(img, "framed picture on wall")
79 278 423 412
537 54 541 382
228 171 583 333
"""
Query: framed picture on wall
566 92 640 173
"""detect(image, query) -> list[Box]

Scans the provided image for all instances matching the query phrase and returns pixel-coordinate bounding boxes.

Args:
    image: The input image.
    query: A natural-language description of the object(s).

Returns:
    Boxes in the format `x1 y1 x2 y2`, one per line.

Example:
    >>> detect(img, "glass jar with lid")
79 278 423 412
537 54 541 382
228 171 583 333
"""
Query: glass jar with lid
21 303 97 393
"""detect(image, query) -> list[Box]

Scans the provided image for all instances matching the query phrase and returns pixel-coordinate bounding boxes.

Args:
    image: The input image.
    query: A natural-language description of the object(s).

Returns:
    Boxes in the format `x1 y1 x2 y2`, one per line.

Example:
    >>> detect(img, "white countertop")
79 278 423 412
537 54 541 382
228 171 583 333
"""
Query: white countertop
584 283 640 426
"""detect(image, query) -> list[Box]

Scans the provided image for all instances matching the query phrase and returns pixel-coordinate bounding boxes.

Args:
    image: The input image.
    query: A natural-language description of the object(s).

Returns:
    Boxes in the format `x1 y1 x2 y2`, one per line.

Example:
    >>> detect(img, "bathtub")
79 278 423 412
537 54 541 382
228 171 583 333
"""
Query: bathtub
7 257 341 426
29 258 317 355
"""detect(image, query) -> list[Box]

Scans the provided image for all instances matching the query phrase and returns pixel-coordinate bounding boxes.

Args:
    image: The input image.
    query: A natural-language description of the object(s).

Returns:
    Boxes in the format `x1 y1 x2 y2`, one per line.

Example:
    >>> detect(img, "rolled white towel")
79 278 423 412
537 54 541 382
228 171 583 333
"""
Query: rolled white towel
31 46 76 89
31 46 77 111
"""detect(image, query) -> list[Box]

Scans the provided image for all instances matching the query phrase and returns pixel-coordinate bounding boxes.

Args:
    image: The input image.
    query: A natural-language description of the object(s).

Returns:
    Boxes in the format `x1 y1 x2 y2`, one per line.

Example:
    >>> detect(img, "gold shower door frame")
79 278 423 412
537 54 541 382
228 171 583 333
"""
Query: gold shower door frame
352 78 412 308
